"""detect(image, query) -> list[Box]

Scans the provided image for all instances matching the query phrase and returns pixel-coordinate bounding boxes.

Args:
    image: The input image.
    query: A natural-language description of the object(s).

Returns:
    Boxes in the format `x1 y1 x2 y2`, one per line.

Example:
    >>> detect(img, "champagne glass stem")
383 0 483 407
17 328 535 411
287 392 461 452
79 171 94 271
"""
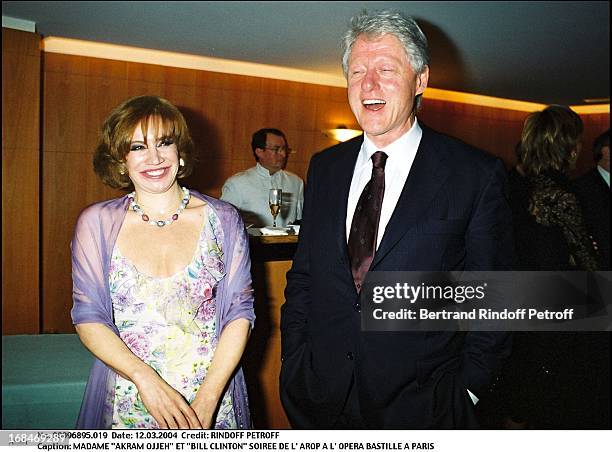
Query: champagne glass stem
269 188 282 228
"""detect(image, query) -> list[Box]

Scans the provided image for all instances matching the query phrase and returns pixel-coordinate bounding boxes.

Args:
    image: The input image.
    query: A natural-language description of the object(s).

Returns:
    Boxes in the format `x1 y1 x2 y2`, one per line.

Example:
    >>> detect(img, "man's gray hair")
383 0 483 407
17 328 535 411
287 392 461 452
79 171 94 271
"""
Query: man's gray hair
341 10 430 78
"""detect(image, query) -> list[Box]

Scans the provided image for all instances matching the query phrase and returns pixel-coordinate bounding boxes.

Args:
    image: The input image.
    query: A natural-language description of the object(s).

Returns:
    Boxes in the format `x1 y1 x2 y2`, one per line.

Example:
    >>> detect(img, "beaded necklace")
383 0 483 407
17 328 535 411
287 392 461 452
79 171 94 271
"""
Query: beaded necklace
127 186 190 227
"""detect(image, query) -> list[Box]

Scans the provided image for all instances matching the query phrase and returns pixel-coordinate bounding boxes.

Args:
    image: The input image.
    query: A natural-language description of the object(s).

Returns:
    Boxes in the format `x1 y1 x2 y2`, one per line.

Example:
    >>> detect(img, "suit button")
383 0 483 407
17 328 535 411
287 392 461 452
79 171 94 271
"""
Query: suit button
354 302 361 312
346 352 354 360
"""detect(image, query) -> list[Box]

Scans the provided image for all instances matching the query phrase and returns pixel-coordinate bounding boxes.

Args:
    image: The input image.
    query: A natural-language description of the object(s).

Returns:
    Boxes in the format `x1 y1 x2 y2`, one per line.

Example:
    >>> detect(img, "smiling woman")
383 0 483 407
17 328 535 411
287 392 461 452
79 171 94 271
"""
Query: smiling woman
93 96 194 192
71 95 255 429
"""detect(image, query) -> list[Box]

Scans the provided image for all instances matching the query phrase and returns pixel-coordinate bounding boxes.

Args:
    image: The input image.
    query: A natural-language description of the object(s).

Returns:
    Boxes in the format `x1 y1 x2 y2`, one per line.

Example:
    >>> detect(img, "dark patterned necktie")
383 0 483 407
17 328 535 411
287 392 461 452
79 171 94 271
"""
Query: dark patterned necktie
348 151 388 292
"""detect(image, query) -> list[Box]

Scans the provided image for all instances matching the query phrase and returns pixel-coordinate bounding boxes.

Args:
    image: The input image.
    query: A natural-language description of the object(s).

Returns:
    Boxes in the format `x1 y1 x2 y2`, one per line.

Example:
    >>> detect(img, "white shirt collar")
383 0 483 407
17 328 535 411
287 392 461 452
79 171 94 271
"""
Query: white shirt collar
361 119 422 162
255 162 282 178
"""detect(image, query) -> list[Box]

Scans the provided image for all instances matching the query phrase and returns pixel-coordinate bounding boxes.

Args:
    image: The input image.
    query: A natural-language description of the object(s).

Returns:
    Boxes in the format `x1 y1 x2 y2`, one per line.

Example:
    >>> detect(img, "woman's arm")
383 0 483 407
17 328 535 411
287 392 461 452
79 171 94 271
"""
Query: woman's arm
190 203 255 427
76 322 202 429
190 318 251 427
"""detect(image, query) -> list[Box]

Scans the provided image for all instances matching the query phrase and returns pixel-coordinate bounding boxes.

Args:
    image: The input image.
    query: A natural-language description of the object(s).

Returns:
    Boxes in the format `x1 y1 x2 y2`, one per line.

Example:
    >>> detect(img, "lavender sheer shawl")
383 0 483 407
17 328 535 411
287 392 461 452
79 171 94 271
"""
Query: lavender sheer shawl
71 191 255 429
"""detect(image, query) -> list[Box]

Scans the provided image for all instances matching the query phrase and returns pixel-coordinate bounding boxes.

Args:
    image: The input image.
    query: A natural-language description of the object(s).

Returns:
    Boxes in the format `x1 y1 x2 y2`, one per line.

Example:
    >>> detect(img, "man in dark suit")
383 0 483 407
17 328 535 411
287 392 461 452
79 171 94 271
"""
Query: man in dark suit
574 129 610 270
280 9 514 429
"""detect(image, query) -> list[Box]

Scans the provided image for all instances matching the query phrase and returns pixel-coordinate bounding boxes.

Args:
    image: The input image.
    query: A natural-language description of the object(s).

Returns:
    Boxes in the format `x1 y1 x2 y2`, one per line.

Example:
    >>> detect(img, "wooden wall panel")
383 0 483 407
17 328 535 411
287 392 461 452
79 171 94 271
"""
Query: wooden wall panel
420 99 528 167
86 76 129 144
41 151 123 332
243 260 293 429
577 113 610 176
2 29 41 335
43 73 88 153
420 100 610 176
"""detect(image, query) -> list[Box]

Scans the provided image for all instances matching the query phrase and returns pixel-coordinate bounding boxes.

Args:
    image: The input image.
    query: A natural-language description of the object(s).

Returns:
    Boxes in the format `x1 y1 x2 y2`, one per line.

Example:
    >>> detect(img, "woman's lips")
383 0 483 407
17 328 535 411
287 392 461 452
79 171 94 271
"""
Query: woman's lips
140 167 170 179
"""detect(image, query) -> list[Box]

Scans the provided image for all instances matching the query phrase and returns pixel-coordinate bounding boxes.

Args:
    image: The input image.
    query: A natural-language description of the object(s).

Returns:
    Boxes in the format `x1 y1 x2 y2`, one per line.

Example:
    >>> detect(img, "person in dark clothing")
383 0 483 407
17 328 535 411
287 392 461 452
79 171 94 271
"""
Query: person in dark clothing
487 106 609 429
574 129 610 270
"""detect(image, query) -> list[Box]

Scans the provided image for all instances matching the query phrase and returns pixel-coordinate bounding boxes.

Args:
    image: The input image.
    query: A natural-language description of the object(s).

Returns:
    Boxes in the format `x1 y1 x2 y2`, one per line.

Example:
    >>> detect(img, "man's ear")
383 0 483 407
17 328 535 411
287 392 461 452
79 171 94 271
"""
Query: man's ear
254 148 265 160
416 65 429 96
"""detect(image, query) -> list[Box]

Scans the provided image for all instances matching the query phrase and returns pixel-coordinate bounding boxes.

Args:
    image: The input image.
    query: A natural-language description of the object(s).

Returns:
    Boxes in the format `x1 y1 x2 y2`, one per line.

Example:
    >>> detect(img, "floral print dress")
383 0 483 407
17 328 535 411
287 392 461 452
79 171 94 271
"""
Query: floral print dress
108 205 236 429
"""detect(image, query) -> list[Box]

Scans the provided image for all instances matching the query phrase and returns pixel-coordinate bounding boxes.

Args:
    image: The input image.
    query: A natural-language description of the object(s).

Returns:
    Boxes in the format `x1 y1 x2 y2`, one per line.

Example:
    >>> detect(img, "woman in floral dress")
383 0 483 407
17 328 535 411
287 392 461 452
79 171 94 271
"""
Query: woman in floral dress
71 95 254 429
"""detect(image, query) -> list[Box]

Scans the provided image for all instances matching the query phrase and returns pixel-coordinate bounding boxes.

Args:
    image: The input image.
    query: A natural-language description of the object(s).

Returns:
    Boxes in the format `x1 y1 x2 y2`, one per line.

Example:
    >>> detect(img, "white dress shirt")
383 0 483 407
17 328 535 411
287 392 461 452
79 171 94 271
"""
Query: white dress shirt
221 163 304 228
346 120 422 248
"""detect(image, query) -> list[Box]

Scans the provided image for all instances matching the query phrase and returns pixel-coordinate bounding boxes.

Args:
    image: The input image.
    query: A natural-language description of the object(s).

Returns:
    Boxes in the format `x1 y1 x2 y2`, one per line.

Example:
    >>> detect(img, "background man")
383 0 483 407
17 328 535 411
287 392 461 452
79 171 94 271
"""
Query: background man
280 10 514 429
221 128 303 227
574 129 610 270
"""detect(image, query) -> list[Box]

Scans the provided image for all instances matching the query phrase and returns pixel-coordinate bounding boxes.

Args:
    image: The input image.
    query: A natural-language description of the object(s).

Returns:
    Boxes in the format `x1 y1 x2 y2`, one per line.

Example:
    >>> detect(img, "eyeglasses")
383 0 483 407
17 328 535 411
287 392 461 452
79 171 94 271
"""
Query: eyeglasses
263 145 294 154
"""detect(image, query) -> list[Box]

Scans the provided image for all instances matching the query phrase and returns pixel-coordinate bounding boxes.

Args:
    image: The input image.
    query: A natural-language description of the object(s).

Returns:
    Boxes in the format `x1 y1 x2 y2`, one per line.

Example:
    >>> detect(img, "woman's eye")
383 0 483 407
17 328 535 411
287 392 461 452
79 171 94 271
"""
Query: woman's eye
130 144 145 151
159 138 175 147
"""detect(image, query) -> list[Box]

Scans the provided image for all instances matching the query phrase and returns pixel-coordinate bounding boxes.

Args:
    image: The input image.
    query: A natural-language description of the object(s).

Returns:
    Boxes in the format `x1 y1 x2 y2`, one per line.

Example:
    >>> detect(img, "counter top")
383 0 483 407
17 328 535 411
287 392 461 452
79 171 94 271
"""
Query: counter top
249 233 299 245
248 230 298 261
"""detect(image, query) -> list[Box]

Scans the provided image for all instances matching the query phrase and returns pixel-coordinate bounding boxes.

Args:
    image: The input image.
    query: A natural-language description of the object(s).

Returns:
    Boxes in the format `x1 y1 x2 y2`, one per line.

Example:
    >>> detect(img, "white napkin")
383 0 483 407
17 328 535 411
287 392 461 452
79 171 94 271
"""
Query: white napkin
260 227 290 236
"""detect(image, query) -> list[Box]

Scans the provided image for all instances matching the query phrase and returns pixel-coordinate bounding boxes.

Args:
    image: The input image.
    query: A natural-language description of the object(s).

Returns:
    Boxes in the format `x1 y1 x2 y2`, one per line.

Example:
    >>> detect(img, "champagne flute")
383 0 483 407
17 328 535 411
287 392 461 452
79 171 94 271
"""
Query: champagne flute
269 188 282 227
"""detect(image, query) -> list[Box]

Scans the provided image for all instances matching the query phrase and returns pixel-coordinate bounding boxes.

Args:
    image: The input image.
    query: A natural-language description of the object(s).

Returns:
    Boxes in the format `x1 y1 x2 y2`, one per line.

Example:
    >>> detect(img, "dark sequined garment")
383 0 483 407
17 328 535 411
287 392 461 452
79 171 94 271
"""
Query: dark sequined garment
525 171 598 271
511 169 598 271
476 169 609 429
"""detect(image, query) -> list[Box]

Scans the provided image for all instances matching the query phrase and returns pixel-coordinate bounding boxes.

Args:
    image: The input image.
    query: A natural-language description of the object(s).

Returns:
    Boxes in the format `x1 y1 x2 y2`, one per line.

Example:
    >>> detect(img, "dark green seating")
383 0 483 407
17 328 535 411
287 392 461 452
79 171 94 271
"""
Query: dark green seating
2 334 93 429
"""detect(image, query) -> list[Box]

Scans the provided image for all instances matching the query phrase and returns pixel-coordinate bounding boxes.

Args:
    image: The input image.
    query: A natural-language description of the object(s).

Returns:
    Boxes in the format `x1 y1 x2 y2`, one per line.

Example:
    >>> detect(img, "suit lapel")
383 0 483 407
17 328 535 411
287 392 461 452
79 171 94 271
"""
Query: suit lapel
332 137 363 261
371 126 451 268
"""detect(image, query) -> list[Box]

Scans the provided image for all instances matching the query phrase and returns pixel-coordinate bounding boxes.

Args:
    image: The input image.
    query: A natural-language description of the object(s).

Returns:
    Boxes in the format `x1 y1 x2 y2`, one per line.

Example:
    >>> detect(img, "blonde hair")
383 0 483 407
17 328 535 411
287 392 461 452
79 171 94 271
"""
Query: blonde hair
517 105 583 176
93 95 195 190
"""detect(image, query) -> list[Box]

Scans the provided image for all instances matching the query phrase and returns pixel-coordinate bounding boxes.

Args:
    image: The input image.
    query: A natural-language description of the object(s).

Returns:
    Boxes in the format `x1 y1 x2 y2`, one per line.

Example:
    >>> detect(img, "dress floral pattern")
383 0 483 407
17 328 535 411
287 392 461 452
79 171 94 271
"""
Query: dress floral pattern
108 204 236 429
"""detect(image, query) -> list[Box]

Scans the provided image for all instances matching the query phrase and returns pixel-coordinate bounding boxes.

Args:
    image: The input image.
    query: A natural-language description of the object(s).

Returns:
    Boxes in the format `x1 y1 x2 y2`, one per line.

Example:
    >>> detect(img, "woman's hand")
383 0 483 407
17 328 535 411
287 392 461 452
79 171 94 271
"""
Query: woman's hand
190 393 220 429
190 319 251 429
75 323 203 429
133 367 202 429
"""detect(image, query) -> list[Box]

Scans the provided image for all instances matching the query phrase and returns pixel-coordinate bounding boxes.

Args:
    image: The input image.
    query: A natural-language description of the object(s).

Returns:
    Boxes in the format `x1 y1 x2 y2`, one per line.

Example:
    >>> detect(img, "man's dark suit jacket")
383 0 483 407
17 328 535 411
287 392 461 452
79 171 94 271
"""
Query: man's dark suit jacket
574 168 610 270
280 124 514 429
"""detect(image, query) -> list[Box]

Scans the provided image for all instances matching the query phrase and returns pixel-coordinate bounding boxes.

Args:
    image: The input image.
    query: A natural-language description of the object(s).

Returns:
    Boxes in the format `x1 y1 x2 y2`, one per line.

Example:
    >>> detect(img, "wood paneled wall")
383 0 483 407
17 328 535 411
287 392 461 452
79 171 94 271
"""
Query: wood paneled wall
420 99 610 176
244 260 293 428
574 113 610 176
2 28 41 334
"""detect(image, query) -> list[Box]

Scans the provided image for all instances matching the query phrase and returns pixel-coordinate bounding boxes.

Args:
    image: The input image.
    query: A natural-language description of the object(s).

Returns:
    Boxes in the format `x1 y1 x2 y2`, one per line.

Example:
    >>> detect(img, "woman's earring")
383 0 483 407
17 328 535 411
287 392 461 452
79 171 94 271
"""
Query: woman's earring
179 158 185 167
119 165 126 175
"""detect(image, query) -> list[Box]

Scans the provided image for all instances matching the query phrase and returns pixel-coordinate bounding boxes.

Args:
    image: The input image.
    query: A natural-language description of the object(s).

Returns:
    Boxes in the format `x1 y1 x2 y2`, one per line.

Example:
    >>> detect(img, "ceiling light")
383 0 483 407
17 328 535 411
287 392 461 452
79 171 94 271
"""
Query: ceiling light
583 98 610 104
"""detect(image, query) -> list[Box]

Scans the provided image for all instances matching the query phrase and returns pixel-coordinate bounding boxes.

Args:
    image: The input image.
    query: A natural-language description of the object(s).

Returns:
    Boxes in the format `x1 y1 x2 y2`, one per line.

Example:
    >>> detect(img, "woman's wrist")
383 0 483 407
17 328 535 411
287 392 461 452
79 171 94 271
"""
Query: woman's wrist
127 361 157 386
195 383 222 405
